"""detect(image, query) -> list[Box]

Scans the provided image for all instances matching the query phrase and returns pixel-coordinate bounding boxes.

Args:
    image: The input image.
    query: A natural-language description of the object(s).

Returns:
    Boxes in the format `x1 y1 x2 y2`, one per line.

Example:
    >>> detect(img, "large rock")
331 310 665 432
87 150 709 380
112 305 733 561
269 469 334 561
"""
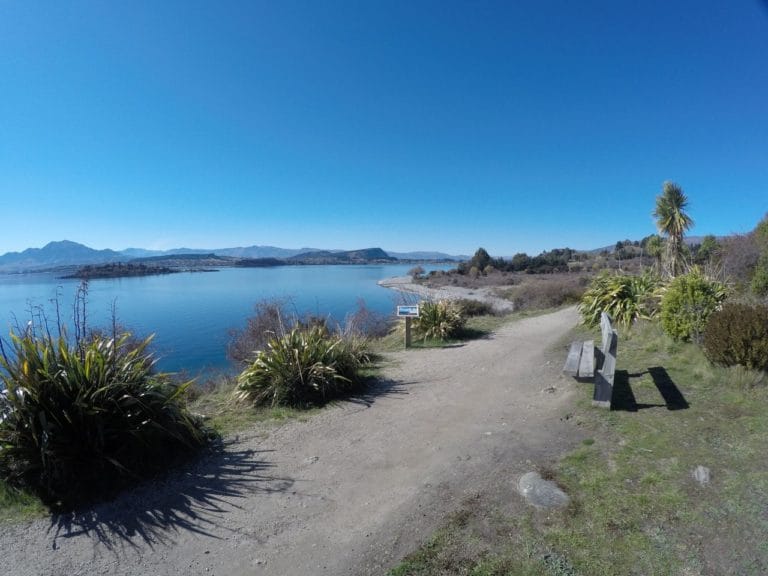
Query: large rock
518 472 570 509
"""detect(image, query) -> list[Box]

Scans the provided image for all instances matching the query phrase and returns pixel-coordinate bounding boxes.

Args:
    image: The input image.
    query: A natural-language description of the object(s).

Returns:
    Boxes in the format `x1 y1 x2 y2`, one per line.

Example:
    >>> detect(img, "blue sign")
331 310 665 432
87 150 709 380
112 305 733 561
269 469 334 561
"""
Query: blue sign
397 305 420 317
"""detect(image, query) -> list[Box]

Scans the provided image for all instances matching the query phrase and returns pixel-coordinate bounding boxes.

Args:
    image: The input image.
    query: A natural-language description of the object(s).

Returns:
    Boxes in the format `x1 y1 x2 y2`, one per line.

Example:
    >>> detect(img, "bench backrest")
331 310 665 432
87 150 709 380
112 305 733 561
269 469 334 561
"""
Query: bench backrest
593 312 618 407
600 312 614 355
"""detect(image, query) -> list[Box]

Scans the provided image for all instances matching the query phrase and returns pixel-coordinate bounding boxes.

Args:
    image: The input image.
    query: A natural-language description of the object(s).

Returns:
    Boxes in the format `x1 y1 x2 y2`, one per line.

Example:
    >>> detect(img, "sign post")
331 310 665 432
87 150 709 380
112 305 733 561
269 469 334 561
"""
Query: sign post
396 305 420 349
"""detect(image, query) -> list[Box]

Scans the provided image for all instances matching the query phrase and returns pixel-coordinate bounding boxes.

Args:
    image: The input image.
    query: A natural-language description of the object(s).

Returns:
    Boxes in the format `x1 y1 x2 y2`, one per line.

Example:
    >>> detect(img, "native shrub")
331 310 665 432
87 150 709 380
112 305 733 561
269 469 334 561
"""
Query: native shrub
414 300 465 341
751 253 768 297
660 268 728 342
579 271 659 328
703 302 768 371
236 326 370 408
228 299 290 365
0 330 209 509
456 299 496 317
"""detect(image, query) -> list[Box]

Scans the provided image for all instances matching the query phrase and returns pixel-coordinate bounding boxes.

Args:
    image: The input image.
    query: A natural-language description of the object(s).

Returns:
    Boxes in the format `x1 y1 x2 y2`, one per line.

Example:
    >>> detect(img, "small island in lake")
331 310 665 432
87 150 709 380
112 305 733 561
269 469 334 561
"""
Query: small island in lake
62 262 180 280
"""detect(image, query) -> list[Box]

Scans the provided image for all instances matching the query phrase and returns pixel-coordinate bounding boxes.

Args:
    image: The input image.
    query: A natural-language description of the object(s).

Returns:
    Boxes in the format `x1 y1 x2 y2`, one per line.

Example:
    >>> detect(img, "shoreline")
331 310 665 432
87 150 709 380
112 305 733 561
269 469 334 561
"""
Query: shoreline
378 276 515 313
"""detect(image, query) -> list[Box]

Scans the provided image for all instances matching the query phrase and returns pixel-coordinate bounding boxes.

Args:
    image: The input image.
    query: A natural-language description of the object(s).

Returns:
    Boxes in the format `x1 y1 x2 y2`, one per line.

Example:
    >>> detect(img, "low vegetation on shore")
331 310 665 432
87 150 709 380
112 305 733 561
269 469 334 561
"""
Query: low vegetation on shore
0 295 211 511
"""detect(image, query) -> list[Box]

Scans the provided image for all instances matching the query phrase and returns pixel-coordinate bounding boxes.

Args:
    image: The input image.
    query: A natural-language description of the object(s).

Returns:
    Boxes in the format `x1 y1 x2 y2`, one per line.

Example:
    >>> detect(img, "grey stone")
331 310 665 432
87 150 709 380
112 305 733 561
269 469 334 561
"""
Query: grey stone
517 472 570 509
692 465 711 486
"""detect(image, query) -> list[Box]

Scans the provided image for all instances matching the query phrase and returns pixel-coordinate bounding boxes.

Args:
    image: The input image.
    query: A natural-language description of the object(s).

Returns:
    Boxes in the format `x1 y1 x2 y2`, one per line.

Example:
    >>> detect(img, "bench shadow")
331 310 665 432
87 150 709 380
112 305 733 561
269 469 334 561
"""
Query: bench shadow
648 366 690 410
47 442 292 552
611 368 689 411
611 370 639 411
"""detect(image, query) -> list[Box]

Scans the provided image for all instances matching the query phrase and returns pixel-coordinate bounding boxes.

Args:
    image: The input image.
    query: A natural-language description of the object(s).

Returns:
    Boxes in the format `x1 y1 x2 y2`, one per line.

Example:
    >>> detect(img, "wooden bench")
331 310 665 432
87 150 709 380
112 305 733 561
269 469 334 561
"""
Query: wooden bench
563 312 618 408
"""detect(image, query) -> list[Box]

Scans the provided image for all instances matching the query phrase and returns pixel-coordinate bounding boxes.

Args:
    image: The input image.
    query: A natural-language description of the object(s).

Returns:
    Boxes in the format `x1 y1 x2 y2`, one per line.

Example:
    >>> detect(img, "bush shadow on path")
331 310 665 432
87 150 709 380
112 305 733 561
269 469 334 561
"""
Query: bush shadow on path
46 441 293 553
342 376 415 408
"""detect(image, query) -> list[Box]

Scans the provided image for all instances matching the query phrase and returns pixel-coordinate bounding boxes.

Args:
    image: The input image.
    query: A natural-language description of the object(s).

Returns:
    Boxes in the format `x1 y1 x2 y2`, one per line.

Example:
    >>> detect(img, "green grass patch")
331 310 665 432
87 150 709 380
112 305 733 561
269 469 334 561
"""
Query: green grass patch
190 376 320 436
374 314 512 353
0 479 46 523
388 319 768 575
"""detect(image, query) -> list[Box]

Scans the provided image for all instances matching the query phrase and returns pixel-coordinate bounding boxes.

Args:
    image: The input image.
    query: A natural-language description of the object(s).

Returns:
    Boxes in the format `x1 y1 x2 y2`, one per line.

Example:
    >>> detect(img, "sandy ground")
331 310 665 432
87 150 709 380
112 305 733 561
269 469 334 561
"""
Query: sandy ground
1 306 582 576
378 276 515 313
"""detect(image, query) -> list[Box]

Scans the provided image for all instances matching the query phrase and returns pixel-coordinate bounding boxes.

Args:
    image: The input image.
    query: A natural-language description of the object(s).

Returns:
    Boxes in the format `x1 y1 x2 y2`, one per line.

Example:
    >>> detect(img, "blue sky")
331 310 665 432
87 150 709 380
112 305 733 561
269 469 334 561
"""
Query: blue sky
1 1 766 257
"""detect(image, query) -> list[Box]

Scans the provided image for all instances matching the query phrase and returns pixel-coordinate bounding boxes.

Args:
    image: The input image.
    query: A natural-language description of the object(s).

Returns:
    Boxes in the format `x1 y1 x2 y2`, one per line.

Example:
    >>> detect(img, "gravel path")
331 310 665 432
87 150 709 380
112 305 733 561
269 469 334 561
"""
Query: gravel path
2 306 582 576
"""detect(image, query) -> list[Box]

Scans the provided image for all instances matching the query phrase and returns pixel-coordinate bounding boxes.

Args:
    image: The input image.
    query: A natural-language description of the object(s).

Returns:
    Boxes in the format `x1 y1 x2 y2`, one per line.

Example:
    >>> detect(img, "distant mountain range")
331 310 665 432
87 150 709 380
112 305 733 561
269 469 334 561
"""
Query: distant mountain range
0 241 466 273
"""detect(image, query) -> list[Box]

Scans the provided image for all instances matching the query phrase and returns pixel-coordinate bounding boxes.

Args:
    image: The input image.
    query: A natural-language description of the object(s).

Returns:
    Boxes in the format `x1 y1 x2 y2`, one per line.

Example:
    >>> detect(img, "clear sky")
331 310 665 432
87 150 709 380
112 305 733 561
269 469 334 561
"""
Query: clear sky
1 1 766 257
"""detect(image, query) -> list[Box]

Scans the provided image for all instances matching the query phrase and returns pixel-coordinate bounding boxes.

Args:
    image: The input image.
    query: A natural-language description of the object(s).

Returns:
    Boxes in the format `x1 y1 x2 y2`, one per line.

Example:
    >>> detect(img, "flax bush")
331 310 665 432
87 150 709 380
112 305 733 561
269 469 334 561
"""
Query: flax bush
0 329 209 509
414 300 466 341
236 326 370 408
579 271 659 328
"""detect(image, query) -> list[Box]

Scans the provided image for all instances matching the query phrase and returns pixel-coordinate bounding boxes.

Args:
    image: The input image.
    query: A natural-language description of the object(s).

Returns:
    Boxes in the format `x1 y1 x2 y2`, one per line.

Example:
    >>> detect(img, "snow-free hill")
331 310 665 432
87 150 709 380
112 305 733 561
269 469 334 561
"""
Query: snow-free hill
0 241 468 272
0 240 123 272
289 247 397 264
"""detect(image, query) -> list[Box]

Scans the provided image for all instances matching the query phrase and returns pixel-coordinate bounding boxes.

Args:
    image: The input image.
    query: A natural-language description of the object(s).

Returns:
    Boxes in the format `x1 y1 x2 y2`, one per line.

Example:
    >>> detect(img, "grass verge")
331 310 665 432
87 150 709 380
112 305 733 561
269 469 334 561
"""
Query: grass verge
373 313 512 352
189 376 321 437
388 319 768 575
0 480 46 523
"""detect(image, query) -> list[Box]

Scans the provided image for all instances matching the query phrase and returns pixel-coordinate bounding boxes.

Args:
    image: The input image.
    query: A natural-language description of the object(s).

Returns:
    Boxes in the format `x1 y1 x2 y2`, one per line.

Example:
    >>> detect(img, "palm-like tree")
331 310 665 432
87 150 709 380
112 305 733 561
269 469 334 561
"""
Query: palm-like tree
653 181 693 277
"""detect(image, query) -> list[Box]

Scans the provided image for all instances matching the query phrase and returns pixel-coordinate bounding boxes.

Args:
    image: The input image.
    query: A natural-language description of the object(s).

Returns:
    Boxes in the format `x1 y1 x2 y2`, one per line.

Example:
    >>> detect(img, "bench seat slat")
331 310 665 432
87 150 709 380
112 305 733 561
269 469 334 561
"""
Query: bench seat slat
578 340 594 378
562 341 583 377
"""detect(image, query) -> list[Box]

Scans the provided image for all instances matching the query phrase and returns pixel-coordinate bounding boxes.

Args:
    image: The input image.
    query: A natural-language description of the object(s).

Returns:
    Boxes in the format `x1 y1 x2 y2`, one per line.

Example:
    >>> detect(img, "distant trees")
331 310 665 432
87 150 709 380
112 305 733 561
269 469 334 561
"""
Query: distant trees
642 234 664 272
408 265 425 280
751 215 768 296
458 247 577 275
653 181 694 277
457 248 492 275
692 234 720 265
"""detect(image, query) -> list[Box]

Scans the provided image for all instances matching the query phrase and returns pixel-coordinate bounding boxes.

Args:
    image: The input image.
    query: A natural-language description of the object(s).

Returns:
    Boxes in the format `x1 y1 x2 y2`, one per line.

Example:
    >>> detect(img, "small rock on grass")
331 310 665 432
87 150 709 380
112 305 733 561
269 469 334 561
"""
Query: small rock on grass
692 465 711 486
517 472 570 509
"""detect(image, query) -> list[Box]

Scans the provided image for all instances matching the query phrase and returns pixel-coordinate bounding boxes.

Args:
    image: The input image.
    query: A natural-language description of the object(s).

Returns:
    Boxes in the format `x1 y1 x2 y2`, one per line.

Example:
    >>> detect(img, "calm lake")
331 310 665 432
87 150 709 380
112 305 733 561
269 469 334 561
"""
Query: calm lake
0 264 452 375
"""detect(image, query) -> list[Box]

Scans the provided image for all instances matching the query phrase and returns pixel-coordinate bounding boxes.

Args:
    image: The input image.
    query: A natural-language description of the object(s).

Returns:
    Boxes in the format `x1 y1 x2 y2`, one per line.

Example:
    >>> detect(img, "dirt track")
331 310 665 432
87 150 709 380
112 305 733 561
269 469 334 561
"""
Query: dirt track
2 306 582 576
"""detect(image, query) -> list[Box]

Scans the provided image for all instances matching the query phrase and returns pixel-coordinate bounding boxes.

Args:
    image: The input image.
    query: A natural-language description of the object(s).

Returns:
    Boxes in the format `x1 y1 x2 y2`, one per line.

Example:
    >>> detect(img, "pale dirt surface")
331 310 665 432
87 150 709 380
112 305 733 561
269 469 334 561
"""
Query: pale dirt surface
1 306 583 576
378 276 515 313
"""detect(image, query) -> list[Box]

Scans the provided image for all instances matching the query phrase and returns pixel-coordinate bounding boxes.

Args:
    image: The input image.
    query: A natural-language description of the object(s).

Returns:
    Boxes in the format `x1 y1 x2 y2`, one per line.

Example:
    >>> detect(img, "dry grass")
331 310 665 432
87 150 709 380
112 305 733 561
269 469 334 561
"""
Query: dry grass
498 274 589 312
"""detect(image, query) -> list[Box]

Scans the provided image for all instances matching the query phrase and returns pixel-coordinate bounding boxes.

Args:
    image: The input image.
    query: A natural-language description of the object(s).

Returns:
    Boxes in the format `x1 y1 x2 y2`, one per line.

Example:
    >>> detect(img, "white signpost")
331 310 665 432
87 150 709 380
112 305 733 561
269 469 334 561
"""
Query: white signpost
396 305 420 348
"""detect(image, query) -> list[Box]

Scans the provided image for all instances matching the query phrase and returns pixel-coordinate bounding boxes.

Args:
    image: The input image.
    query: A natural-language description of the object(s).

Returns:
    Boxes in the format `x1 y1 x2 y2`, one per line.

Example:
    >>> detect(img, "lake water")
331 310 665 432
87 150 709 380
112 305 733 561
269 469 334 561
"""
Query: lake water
0 264 451 375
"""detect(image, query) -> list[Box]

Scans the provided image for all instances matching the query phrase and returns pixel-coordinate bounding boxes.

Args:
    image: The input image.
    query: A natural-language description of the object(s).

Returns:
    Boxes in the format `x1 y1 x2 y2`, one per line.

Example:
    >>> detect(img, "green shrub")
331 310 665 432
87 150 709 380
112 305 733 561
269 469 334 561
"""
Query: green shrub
236 326 370 408
660 268 728 342
579 271 659 328
414 300 466 341
703 302 768 371
455 299 496 317
0 330 209 509
751 253 768 296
